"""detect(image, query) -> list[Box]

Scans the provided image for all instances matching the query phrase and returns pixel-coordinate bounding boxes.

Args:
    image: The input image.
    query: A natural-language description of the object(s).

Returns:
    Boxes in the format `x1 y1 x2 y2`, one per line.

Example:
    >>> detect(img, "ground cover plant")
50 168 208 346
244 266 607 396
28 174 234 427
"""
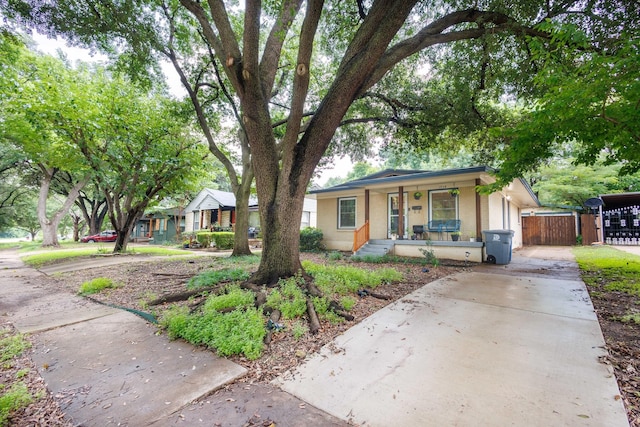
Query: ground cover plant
78 277 120 295
573 246 640 425
160 260 404 360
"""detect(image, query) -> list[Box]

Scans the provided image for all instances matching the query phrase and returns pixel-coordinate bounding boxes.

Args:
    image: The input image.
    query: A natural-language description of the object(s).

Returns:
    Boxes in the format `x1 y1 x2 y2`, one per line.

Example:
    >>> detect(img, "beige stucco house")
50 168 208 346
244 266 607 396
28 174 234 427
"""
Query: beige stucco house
309 166 540 263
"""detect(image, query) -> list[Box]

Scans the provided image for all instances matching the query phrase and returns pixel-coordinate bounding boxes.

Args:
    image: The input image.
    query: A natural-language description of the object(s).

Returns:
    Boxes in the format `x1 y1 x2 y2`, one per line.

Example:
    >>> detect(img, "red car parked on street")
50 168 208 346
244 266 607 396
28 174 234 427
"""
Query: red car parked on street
80 230 118 243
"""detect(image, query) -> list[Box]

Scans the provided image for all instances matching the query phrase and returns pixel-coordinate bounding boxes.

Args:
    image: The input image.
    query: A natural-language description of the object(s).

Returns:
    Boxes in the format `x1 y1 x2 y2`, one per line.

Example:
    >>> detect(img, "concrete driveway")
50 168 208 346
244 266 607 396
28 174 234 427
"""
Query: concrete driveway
275 246 630 426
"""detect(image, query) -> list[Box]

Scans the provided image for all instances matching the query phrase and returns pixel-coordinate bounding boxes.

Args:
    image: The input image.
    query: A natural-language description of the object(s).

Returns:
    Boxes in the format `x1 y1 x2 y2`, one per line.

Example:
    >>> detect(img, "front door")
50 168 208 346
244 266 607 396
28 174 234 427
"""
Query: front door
388 192 408 238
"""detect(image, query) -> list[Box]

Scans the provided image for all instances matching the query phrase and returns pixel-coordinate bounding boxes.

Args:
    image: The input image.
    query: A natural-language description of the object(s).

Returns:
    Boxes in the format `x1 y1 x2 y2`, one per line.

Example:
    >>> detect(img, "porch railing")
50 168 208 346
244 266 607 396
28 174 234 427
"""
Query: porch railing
352 220 370 253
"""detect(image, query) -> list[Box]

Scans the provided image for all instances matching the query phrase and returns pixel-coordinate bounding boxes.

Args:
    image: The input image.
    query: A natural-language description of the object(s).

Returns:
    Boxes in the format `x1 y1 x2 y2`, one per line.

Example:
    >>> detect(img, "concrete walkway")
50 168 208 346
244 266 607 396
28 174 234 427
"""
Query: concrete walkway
275 246 630 426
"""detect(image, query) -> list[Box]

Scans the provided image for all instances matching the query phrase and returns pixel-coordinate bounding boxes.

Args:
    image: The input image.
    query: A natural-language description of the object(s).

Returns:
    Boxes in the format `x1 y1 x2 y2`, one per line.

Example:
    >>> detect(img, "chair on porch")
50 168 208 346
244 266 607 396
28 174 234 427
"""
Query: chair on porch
412 225 425 240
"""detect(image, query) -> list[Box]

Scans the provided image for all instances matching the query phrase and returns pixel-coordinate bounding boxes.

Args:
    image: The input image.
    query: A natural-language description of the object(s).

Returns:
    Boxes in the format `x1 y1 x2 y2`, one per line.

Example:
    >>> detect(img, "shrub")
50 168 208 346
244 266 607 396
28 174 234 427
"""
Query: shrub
212 232 234 250
300 227 324 252
78 277 120 295
328 251 343 261
195 232 215 247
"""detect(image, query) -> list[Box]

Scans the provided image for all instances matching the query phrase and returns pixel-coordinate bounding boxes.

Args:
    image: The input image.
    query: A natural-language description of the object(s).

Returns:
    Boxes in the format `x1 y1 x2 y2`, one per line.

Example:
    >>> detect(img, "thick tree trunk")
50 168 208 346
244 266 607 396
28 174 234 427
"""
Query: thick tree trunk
38 166 89 247
250 181 305 284
231 183 252 256
112 210 141 253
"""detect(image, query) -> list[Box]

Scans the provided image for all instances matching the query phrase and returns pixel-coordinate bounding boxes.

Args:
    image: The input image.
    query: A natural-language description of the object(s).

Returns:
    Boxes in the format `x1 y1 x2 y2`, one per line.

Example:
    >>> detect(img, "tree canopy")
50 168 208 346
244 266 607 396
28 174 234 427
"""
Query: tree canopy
0 33 208 247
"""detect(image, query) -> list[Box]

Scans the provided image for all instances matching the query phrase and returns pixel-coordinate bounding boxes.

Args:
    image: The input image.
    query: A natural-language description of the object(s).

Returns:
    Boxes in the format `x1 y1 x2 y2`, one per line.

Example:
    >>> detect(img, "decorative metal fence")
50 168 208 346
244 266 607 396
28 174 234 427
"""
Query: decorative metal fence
603 205 640 245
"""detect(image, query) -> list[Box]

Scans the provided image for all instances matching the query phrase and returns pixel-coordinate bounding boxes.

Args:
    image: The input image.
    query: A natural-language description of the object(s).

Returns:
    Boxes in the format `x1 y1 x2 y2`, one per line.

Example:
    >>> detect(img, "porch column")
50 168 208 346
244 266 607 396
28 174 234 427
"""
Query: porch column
398 186 404 238
365 190 370 223
218 207 222 226
475 178 482 238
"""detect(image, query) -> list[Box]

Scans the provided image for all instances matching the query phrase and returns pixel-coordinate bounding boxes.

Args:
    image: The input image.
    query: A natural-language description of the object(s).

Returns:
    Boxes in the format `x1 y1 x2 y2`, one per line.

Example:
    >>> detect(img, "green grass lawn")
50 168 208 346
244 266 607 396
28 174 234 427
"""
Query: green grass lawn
20 246 190 268
573 246 640 296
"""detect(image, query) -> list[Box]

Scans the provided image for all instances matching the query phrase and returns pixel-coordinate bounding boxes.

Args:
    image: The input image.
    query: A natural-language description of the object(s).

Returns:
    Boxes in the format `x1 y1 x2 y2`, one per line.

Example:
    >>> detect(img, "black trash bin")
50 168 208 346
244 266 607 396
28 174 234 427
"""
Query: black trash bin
482 230 514 264
248 227 256 238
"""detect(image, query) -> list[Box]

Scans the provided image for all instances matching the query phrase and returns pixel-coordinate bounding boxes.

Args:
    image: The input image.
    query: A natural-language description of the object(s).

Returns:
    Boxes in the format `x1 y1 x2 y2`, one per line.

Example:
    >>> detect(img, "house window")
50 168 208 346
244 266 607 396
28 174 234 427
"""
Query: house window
338 197 356 229
301 211 311 229
429 190 458 221
193 211 200 231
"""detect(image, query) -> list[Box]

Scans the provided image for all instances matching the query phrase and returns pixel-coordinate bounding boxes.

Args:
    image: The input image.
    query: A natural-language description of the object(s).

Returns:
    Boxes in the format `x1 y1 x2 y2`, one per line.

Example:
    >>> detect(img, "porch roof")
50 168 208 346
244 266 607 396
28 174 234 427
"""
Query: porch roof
310 166 540 208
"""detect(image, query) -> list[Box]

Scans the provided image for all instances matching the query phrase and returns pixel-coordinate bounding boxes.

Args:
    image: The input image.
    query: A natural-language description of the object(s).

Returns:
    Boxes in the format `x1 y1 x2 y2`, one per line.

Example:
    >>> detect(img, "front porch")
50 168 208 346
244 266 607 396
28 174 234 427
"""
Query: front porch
363 238 485 263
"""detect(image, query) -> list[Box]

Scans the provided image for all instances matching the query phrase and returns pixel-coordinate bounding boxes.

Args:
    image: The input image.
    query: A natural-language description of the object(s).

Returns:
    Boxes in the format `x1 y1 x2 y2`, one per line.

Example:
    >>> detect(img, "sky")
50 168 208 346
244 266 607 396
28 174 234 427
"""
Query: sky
29 32 353 186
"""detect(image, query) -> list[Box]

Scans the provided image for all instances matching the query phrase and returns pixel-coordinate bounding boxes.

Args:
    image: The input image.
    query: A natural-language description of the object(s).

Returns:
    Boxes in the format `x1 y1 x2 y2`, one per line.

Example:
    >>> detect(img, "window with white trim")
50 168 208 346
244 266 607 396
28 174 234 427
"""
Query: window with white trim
429 190 458 221
338 197 356 229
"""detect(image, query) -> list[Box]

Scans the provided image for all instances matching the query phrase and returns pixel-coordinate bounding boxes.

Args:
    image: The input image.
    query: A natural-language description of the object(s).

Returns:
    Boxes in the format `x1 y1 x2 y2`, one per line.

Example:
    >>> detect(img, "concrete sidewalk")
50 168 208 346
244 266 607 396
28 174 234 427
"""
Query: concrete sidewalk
0 250 247 426
275 247 630 426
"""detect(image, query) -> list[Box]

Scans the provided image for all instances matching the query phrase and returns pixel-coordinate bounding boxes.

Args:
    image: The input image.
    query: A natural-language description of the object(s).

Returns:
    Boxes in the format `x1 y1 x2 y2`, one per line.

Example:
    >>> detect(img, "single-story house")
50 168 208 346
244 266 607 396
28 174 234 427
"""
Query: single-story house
308 166 540 262
184 188 317 232
133 208 185 244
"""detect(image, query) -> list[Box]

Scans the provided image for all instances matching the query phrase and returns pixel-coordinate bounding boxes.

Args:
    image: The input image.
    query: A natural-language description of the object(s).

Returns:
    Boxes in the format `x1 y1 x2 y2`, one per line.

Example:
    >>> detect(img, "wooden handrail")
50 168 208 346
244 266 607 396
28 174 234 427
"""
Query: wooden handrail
352 220 370 253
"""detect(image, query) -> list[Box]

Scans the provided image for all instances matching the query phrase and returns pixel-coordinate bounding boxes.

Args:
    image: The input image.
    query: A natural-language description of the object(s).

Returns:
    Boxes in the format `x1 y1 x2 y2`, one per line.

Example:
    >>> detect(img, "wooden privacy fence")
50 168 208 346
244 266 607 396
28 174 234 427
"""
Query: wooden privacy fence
581 214 599 245
522 216 576 246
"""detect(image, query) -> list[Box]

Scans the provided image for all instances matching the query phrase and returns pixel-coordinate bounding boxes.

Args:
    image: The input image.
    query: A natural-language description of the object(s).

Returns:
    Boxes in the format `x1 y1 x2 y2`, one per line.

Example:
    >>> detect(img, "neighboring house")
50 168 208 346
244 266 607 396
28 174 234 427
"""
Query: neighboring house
133 208 185 244
184 188 317 232
308 166 540 262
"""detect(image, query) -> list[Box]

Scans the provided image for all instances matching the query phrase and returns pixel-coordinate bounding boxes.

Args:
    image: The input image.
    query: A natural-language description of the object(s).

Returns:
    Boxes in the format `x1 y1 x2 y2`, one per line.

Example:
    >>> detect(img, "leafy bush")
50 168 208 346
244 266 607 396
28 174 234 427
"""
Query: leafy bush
78 277 120 295
328 251 343 261
188 268 251 289
212 232 235 250
300 227 324 252
418 247 439 267
266 276 308 319
196 232 215 247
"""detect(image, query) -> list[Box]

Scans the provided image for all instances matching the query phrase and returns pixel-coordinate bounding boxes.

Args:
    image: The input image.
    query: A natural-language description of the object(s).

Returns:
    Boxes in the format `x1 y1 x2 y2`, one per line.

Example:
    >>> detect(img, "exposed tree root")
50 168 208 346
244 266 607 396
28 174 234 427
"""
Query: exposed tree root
148 289 208 306
329 301 355 321
306 298 320 334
